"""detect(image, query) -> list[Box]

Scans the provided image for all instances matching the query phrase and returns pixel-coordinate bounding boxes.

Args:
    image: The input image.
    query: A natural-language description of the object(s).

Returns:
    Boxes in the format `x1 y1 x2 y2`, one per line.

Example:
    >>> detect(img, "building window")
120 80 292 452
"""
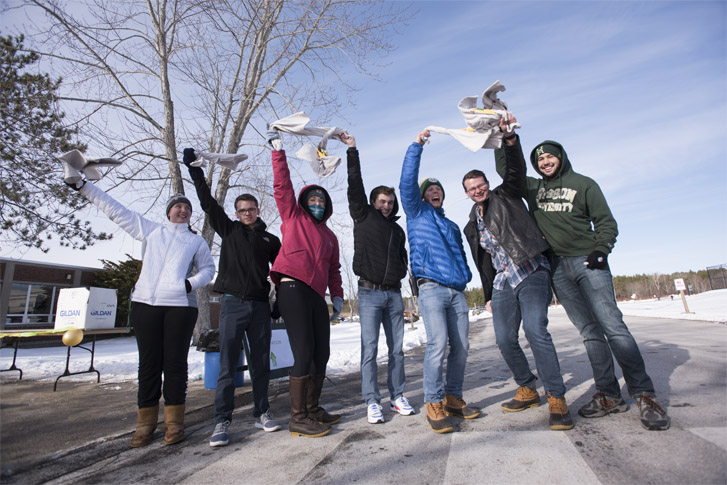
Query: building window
6 284 62 326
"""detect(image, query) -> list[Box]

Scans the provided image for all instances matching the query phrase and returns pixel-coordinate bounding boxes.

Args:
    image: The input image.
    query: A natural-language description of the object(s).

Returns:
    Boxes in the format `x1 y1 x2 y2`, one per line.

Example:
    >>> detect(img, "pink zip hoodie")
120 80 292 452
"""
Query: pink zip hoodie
270 149 343 300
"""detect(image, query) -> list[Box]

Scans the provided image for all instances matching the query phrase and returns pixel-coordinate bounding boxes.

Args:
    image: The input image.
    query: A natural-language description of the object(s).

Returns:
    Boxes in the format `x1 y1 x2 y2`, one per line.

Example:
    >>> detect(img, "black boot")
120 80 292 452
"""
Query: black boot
289 375 331 438
307 374 342 425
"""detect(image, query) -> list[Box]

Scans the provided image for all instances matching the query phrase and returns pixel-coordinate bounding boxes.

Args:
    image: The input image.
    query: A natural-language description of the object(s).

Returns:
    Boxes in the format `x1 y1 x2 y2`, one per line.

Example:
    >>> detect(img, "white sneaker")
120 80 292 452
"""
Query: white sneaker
391 396 415 416
255 410 282 432
367 403 385 424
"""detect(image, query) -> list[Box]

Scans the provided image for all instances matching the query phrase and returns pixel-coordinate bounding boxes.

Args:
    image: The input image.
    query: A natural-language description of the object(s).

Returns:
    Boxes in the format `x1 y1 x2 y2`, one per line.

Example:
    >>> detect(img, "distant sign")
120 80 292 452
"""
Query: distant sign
674 278 686 291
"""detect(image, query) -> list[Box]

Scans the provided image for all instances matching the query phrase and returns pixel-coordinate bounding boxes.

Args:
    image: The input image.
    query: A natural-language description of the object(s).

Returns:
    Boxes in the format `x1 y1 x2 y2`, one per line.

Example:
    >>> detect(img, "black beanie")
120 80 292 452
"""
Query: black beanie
534 143 561 161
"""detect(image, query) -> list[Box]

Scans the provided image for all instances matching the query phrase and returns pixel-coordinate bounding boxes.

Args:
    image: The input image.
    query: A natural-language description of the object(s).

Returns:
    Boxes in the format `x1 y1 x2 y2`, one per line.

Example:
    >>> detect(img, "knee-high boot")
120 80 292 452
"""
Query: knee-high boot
163 404 186 445
308 374 342 425
288 375 331 438
130 404 159 448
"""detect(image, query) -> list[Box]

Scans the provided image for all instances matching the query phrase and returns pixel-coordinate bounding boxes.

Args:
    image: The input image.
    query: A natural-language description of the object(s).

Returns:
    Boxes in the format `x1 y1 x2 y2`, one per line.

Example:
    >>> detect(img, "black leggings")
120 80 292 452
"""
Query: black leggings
131 302 198 408
278 280 330 377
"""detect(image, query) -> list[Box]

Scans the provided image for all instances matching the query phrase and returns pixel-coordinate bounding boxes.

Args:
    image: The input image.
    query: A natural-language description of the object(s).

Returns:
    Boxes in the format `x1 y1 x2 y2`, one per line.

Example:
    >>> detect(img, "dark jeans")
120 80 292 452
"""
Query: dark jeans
491 266 566 397
214 296 271 423
277 280 330 378
551 256 654 398
131 302 197 408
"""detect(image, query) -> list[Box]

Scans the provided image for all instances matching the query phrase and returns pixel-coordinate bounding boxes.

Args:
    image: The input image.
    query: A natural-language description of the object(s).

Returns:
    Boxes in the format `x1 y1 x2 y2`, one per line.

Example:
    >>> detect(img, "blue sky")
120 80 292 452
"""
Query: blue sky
3 1 726 288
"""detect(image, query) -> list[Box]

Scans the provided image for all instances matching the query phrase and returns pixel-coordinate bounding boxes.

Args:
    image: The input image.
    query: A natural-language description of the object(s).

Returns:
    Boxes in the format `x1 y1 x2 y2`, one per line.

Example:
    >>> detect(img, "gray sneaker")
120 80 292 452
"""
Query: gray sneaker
578 392 629 418
255 410 281 432
637 394 670 431
209 420 230 447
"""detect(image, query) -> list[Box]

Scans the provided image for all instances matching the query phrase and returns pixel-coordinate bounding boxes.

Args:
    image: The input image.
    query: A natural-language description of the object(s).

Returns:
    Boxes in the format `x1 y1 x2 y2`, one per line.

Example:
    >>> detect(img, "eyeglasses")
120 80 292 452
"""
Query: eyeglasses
236 208 258 215
465 182 489 195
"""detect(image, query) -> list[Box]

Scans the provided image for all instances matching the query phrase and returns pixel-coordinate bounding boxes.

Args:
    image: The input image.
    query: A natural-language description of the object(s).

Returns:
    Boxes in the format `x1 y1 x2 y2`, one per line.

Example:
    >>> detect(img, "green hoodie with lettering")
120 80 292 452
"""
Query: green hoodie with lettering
495 137 618 257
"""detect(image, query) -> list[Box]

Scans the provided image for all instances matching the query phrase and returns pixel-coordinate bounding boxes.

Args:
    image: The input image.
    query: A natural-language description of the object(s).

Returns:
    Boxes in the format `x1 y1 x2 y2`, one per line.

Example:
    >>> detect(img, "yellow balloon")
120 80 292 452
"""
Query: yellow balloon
62 328 84 347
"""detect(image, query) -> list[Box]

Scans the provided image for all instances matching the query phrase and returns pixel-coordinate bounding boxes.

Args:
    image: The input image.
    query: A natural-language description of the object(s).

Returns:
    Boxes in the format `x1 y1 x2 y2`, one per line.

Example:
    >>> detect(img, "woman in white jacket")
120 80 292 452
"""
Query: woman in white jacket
72 181 215 447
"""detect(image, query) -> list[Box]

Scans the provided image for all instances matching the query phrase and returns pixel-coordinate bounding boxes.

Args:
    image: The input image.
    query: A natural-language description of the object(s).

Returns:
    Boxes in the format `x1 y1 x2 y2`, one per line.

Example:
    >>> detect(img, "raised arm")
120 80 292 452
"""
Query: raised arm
184 148 236 237
79 182 158 241
343 133 370 222
399 130 430 218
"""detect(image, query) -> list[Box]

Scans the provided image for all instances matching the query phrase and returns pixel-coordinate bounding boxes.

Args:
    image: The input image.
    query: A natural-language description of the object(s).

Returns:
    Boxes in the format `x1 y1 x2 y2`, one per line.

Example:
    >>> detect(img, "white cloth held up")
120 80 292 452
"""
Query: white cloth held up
269 112 347 178
59 149 123 184
189 152 248 170
425 80 522 152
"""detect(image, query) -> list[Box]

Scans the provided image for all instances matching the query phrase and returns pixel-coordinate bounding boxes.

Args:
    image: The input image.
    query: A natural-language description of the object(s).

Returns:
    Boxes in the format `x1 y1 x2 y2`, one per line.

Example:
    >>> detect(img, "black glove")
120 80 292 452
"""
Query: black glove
185 279 192 293
65 180 85 191
183 148 204 181
182 148 198 167
585 250 608 270
271 300 281 320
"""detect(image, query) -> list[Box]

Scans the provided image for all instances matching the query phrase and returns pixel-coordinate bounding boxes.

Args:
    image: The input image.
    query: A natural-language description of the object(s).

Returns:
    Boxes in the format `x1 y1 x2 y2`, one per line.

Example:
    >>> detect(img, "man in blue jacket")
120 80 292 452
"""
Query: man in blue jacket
399 130 479 434
184 149 282 447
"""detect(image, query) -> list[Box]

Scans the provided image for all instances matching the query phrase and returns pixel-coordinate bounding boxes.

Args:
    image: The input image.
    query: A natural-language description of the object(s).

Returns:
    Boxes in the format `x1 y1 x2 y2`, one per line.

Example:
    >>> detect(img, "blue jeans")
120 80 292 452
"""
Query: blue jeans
418 282 470 403
551 256 654 398
214 296 271 423
358 287 406 405
491 267 566 397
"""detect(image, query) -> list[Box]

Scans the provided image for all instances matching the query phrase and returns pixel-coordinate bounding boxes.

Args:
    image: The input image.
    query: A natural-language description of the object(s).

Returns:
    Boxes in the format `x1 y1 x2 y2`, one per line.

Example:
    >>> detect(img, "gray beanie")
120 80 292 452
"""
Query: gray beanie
166 194 192 218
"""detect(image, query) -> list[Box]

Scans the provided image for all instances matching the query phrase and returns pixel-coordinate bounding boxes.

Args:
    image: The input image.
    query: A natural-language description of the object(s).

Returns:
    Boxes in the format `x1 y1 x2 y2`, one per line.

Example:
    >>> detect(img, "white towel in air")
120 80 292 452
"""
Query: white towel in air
269 112 347 178
189 152 248 170
425 80 521 152
58 149 123 184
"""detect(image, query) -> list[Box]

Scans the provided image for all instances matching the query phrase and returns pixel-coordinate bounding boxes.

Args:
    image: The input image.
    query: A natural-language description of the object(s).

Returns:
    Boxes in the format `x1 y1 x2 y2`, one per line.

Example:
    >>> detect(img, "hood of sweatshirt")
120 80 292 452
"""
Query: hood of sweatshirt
298 184 333 223
530 140 572 181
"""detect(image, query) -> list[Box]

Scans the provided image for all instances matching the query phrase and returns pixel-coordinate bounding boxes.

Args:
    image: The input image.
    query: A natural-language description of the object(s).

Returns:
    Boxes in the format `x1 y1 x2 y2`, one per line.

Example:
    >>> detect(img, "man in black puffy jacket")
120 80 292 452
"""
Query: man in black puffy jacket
183 149 282 447
341 133 415 425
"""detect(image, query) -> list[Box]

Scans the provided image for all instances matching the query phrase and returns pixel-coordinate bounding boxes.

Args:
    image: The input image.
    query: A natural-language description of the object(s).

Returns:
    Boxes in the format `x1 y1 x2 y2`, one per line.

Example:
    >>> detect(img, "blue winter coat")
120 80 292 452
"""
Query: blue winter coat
399 142 472 291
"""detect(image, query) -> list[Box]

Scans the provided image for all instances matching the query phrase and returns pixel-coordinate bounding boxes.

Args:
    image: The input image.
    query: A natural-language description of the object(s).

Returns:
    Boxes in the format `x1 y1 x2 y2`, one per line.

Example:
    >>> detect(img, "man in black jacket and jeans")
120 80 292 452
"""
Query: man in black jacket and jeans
462 115 573 431
340 133 415 424
183 149 282 447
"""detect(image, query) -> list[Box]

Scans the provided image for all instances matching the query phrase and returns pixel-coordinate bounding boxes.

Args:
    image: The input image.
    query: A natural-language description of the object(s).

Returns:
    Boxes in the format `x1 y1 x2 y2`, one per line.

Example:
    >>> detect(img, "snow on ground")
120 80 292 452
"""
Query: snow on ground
1 290 725 384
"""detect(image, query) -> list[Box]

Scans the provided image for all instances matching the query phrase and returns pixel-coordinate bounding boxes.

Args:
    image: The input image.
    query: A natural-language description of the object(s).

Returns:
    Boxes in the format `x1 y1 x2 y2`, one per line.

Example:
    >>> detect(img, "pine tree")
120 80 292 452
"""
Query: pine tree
0 34 109 252
92 255 142 327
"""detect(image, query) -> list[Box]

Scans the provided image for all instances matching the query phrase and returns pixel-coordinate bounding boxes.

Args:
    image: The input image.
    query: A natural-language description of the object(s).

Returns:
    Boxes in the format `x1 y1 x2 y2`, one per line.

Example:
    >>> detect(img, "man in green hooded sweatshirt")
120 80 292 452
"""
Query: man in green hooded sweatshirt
495 120 670 432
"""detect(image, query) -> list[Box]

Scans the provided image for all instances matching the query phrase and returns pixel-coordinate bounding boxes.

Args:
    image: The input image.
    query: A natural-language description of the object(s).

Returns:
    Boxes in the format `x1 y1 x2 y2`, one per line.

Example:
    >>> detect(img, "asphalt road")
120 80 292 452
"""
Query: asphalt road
1 312 725 484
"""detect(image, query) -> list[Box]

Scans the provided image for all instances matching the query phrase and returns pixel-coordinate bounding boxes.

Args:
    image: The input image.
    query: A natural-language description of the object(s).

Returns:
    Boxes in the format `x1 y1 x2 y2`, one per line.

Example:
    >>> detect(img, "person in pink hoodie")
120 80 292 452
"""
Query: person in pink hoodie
266 128 344 438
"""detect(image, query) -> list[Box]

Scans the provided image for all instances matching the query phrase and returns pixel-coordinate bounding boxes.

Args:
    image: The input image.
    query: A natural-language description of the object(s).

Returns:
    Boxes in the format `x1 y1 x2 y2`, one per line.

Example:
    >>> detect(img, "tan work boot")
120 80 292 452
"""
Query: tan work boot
444 393 481 419
501 386 540 412
547 393 574 430
130 404 159 448
163 404 186 445
426 402 454 434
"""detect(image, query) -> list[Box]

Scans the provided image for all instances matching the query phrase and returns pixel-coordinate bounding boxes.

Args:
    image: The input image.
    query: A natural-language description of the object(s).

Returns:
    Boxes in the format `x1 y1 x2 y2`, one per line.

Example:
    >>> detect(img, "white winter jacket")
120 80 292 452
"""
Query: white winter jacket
81 183 216 308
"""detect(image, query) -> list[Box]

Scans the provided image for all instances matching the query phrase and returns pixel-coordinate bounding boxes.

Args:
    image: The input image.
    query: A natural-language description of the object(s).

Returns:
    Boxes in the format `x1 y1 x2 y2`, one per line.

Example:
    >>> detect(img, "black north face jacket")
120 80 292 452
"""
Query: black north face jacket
194 177 280 301
346 147 408 288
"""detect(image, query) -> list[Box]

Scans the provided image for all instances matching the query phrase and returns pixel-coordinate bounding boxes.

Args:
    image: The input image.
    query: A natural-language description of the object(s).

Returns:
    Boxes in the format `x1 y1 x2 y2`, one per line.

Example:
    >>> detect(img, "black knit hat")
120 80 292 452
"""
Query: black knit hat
533 143 561 161
166 194 192 218
419 177 445 201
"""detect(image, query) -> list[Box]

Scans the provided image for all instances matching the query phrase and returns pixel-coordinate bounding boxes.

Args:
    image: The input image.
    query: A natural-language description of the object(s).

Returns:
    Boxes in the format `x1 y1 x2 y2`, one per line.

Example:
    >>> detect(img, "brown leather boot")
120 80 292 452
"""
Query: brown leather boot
425 402 454 434
501 386 541 412
130 404 159 448
163 404 186 445
547 393 574 430
289 375 331 438
307 374 342 425
444 393 481 419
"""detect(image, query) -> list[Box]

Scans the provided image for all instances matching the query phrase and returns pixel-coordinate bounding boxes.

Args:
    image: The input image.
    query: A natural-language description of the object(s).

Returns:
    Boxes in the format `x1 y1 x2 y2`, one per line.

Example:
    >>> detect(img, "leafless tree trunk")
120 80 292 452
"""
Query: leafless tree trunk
12 0 410 341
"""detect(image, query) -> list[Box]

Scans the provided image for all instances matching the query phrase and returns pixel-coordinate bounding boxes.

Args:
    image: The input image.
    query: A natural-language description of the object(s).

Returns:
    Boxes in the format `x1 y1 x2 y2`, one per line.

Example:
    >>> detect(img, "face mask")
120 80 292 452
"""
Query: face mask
308 204 325 220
